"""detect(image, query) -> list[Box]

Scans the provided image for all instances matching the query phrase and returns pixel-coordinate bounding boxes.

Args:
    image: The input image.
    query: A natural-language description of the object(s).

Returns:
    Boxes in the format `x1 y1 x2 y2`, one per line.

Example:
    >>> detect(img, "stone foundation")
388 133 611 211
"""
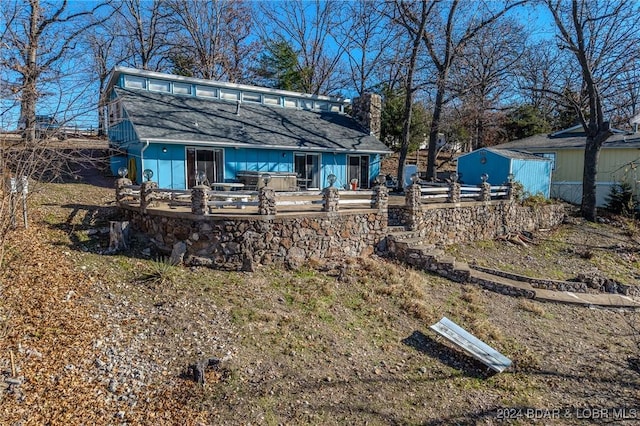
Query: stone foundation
389 202 565 246
120 198 565 271
122 208 388 270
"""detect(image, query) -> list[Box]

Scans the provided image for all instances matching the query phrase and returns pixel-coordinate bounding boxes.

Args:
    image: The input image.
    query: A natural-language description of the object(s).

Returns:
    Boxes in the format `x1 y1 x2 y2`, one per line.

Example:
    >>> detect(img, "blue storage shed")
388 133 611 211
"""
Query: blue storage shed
456 148 552 198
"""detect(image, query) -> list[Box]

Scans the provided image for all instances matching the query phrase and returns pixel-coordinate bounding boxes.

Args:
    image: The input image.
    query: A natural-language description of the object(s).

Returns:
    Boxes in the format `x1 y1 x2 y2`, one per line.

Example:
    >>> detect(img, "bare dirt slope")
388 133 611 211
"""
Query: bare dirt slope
1 175 639 425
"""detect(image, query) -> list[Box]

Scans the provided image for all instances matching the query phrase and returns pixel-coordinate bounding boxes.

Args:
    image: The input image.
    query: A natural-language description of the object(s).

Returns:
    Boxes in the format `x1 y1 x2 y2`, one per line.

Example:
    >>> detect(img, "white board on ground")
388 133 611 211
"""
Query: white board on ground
429 317 512 373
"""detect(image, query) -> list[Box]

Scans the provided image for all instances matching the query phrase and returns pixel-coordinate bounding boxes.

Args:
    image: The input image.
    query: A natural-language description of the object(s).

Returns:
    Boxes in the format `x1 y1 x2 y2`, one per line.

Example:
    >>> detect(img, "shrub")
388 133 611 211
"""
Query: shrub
521 192 551 207
605 182 636 216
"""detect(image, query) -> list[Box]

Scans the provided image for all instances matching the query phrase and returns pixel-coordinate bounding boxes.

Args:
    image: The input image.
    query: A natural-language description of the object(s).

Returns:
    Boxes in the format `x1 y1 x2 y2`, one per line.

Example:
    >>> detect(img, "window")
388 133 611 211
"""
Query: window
196 85 217 98
108 99 122 127
294 153 320 189
242 92 261 103
284 97 298 108
173 82 192 95
263 95 280 106
315 101 329 111
534 152 556 170
186 147 224 188
347 155 370 189
123 75 146 89
220 88 240 101
149 79 170 92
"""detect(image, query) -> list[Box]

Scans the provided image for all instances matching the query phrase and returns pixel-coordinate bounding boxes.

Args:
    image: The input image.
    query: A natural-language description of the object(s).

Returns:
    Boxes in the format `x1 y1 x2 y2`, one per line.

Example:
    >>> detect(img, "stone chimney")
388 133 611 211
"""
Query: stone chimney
351 93 382 139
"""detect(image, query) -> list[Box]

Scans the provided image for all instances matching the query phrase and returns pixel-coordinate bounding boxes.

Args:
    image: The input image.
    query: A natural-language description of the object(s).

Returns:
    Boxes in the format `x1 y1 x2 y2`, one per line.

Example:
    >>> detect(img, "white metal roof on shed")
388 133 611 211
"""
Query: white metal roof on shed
457 147 551 161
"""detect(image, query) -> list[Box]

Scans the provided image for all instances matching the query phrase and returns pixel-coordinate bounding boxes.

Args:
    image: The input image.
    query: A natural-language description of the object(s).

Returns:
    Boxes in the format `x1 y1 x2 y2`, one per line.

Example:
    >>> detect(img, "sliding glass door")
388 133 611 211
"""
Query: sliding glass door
347 155 370 189
294 153 320 189
186 147 223 188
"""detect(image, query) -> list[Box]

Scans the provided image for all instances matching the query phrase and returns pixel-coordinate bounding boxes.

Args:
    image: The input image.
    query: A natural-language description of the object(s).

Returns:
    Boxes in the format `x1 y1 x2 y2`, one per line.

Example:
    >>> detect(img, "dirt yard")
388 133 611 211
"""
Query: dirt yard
1 169 639 425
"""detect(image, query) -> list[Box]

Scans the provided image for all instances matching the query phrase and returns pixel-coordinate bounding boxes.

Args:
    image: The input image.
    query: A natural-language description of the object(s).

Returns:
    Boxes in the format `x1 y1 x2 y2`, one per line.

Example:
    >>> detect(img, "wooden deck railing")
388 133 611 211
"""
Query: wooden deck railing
115 179 514 216
418 184 509 201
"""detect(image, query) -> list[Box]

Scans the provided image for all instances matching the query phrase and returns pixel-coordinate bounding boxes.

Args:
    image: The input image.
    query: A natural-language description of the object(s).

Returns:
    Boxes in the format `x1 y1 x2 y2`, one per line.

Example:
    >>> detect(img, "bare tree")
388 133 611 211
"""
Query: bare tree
399 0 526 180
257 0 346 95
546 0 640 221
1 0 109 142
86 22 124 136
393 1 431 190
607 67 640 129
0 0 113 265
451 19 526 149
116 0 172 72
515 40 568 126
338 1 400 96
165 0 257 82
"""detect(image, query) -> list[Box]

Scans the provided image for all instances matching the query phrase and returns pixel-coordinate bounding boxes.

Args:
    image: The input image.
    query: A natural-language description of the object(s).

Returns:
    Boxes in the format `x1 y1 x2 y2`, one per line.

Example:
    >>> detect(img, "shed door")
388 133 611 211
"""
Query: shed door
186 147 223 188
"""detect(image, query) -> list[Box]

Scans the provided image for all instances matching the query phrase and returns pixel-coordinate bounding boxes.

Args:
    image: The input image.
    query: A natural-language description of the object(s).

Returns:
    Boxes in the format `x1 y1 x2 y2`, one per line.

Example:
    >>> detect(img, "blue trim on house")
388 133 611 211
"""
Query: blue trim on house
131 143 382 190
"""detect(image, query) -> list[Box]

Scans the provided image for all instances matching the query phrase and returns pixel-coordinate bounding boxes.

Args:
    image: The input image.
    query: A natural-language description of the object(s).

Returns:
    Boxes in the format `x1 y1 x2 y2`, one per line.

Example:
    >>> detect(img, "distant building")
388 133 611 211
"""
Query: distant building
497 125 640 206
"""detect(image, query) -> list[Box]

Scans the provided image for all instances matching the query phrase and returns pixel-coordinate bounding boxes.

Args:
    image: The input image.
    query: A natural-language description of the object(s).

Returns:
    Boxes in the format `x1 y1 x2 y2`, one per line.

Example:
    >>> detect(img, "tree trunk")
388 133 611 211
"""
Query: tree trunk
581 141 599 221
21 0 40 144
396 86 415 191
476 114 485 149
581 129 611 221
395 2 427 192
426 74 446 180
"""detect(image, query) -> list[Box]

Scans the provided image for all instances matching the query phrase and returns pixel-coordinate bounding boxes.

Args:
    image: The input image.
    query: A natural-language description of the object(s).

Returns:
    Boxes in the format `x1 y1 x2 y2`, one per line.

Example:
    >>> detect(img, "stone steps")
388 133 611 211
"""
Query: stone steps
387 231 640 308
387 225 408 233
469 269 536 298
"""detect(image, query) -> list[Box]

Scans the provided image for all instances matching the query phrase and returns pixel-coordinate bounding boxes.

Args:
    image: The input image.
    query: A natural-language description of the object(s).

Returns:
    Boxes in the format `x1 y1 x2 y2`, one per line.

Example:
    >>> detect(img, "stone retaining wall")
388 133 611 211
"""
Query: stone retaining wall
122 208 388 271
389 202 565 246
119 189 565 271
469 275 536 299
469 267 640 297
471 265 588 293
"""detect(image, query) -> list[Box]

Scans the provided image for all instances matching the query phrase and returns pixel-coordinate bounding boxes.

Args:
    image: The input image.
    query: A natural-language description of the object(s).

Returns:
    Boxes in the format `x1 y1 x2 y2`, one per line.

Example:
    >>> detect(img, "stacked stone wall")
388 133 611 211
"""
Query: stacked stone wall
122 209 388 270
388 202 565 246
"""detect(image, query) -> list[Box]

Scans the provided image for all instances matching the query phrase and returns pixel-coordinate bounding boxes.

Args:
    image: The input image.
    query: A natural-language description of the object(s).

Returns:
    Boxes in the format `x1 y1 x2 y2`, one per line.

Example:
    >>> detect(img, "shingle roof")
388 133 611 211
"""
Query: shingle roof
457 147 551 162
498 130 640 151
115 88 391 154
487 148 550 160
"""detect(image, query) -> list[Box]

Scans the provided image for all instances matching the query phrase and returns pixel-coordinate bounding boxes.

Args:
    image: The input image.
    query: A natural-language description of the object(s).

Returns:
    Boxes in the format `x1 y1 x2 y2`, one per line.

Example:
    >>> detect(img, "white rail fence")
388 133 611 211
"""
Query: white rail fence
116 180 513 215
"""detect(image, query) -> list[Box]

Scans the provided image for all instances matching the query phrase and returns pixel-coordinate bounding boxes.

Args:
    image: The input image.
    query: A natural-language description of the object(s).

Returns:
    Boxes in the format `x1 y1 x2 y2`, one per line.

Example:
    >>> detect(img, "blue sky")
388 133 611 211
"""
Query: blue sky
0 0 558 132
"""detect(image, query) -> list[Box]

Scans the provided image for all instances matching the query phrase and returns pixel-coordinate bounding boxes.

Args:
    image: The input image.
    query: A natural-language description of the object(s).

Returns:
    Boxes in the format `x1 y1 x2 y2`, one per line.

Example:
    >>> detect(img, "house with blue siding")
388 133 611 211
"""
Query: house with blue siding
457 148 552 198
105 67 390 190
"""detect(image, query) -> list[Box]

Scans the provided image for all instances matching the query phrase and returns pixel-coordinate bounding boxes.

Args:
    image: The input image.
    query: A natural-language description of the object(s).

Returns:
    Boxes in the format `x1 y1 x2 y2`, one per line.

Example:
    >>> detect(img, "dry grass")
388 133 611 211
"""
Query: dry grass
517 299 547 317
1 177 639 424
449 215 640 286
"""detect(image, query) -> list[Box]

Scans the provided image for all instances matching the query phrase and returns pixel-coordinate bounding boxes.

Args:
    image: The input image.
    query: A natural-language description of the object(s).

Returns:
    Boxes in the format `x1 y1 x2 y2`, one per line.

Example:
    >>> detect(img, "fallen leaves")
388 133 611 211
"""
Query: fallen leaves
0 221 209 424
0 226 109 424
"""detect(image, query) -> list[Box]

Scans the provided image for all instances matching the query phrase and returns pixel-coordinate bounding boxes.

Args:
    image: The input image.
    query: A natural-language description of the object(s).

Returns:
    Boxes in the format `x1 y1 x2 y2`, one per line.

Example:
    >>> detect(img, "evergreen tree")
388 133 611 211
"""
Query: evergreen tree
504 105 552 140
170 53 196 77
254 41 310 92
380 87 429 152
